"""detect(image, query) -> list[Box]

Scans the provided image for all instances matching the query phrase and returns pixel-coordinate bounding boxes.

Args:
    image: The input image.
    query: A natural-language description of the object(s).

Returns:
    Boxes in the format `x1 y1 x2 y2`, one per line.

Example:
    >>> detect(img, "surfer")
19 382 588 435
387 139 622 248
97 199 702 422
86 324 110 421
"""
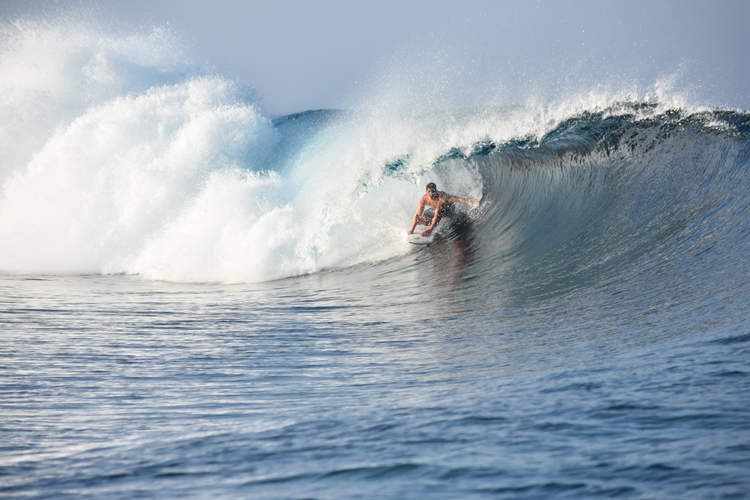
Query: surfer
408 182 481 237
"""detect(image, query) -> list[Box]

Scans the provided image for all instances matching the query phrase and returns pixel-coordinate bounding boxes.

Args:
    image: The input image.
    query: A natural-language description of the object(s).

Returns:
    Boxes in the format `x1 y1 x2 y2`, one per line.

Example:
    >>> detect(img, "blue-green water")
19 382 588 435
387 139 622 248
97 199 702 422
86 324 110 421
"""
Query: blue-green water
2 256 749 499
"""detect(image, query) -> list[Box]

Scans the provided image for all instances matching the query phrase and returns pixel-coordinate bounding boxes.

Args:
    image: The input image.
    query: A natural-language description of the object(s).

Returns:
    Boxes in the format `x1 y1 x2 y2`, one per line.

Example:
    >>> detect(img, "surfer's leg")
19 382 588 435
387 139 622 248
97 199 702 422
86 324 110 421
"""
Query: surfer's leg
415 213 432 225
439 201 455 218
417 208 435 226
429 211 444 228
422 203 452 231
427 203 451 227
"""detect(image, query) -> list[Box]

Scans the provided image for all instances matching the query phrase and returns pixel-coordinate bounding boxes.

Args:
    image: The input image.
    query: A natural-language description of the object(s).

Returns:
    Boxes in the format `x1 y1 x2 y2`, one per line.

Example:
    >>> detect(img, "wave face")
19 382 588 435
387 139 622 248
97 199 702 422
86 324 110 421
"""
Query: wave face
460 105 750 309
2 15 750 303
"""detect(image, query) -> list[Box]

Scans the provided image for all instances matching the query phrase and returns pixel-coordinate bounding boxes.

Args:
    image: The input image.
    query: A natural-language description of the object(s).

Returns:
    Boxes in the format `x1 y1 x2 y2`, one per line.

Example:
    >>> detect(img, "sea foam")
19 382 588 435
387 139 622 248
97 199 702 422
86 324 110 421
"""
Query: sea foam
0 14 478 282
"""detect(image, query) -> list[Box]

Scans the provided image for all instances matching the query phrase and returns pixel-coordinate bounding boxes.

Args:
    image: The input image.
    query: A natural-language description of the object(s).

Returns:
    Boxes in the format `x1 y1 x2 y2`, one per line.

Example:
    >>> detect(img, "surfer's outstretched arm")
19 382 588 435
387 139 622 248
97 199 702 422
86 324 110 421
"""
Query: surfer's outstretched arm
447 194 482 206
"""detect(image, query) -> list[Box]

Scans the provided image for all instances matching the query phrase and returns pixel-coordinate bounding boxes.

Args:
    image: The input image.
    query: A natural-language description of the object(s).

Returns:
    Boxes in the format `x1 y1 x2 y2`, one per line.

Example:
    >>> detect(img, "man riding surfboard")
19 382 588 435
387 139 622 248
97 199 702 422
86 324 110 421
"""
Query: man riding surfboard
408 182 481 237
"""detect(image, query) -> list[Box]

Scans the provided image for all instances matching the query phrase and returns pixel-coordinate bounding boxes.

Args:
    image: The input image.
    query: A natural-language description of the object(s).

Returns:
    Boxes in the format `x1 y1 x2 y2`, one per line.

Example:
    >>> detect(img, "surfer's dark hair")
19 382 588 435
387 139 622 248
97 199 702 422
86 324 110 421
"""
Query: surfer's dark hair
426 182 437 190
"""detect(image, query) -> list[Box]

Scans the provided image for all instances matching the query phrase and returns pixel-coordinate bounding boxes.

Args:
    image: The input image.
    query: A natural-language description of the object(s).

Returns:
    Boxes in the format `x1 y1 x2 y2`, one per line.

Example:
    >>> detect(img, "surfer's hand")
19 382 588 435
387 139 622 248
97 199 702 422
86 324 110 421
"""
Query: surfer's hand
407 228 414 235
421 229 432 237
472 197 482 207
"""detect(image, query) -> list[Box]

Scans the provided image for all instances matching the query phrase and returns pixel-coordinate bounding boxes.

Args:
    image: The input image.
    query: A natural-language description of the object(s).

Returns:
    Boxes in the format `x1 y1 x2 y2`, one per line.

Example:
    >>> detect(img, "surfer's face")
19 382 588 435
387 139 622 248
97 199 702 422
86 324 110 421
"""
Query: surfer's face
427 188 437 199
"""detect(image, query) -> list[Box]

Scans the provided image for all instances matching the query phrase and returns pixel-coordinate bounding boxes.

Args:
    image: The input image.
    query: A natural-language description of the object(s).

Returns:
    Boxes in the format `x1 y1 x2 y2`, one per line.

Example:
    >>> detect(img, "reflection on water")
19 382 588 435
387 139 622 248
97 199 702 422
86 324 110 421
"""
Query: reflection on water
2 257 749 499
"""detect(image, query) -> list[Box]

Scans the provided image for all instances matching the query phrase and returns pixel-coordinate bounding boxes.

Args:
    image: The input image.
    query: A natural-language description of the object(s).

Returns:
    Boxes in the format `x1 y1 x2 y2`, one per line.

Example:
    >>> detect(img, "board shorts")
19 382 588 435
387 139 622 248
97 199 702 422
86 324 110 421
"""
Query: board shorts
424 201 455 219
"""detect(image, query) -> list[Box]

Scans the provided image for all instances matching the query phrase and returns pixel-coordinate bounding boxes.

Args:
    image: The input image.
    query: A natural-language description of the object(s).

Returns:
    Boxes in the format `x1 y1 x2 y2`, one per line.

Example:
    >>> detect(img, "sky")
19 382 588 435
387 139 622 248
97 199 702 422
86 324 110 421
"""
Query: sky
2 0 749 115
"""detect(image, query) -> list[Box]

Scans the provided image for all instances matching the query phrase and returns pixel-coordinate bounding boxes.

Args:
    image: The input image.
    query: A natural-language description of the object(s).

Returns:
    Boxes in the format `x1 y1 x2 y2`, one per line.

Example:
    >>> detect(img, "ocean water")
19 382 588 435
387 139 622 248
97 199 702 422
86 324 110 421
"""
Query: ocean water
2 14 750 500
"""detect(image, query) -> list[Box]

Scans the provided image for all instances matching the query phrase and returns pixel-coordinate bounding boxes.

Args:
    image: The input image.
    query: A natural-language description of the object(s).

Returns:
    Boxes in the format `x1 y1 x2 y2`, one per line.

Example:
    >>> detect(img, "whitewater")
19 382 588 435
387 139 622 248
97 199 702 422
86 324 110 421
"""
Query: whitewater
2 13 750 500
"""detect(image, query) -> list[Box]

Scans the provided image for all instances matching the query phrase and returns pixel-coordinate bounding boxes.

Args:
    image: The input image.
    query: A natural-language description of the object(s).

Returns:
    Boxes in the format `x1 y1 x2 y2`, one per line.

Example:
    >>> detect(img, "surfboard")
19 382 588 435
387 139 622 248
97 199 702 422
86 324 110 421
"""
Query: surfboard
405 225 433 245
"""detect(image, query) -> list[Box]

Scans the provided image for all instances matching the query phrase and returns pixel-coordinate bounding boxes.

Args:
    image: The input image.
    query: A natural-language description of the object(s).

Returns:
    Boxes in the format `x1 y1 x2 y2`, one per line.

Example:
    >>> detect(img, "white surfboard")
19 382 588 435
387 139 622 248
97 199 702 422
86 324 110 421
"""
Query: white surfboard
405 225 433 245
